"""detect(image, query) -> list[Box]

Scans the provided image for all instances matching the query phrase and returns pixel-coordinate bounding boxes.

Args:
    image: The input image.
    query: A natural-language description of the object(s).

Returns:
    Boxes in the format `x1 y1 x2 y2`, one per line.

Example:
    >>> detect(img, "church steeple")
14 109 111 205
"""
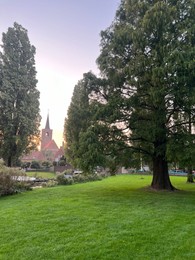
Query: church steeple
41 113 53 150
45 113 50 129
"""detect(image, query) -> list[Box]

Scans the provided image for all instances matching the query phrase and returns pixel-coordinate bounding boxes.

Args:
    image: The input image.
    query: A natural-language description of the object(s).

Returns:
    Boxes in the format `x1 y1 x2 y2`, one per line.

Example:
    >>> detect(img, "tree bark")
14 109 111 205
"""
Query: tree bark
186 112 194 183
187 168 194 183
151 155 175 190
7 156 12 167
151 137 176 191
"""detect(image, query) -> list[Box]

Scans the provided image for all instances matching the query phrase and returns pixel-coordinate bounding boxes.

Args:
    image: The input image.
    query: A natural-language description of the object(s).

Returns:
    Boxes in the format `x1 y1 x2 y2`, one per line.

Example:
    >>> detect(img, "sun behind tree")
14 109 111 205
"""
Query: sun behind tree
0 22 41 166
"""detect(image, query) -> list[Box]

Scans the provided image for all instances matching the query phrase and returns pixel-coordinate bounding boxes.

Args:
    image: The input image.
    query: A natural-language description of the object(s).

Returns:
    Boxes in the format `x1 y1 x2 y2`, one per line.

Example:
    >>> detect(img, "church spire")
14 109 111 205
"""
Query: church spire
45 113 50 129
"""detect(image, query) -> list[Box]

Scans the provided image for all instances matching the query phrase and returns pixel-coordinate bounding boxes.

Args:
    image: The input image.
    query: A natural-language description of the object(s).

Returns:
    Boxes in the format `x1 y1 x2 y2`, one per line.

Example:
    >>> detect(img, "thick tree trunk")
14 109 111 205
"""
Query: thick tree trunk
151 153 176 191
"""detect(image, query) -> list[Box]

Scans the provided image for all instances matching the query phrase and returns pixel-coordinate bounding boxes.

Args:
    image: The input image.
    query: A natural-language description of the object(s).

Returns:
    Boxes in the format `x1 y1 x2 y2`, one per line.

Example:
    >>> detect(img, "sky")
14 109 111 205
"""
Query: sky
0 0 120 147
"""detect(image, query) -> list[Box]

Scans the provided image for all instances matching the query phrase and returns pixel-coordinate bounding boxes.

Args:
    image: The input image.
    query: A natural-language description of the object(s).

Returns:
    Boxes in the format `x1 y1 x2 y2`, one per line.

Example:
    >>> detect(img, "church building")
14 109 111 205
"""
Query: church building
22 114 64 163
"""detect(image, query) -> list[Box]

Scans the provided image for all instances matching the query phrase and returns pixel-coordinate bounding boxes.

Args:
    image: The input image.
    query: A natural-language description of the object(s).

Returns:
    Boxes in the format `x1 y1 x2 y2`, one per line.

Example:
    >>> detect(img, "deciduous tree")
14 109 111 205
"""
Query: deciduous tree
0 23 41 166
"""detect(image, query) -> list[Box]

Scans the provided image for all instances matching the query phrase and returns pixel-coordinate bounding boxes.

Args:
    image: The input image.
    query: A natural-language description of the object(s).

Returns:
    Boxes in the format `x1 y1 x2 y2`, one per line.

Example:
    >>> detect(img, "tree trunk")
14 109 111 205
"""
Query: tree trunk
7 156 12 167
187 167 194 183
151 155 176 191
186 112 194 183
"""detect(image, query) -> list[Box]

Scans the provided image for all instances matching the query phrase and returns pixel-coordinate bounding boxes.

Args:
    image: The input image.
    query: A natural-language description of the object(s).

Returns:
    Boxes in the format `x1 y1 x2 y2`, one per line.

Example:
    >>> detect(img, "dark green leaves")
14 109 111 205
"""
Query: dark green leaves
0 23 41 166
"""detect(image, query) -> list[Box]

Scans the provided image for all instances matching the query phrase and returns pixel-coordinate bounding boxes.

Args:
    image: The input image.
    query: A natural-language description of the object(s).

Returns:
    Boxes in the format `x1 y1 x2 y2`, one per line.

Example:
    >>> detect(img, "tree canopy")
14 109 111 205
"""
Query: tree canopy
0 23 41 166
97 0 195 189
64 0 195 190
64 72 107 172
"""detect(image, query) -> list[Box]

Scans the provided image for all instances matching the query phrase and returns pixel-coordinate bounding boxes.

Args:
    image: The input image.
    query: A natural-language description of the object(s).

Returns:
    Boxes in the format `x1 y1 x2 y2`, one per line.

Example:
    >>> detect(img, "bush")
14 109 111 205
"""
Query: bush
21 162 30 169
58 159 66 166
0 159 28 196
42 161 52 168
73 174 86 183
15 181 32 192
56 171 105 186
31 160 41 169
56 173 74 185
44 180 58 187
63 169 73 175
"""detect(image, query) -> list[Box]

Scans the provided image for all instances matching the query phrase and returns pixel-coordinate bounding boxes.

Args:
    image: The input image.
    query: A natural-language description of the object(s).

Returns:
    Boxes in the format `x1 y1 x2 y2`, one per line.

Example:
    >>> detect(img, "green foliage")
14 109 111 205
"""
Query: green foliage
0 159 28 196
63 1 195 189
0 22 41 166
41 161 52 168
30 160 41 169
78 126 106 172
63 169 73 175
95 0 195 189
14 181 32 192
57 155 66 166
56 172 103 186
64 72 103 171
21 162 30 169
56 173 74 185
64 72 125 173
42 179 58 188
58 159 66 166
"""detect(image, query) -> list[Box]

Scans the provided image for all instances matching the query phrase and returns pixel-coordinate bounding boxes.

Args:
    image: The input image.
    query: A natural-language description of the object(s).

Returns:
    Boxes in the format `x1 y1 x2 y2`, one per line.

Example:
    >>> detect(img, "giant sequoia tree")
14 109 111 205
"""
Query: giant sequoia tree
0 23 41 166
94 0 195 190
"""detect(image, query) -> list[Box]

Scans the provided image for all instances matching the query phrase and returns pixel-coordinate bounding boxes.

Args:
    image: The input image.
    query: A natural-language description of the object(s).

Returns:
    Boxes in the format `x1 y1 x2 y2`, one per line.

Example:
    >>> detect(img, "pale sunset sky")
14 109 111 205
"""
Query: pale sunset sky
0 0 120 147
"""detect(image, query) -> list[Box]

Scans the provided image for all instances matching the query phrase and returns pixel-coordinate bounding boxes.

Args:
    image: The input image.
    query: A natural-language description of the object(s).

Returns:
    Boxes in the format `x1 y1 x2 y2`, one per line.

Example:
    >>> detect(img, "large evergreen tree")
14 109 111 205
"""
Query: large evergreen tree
64 72 138 173
94 0 195 190
64 73 95 170
0 23 41 166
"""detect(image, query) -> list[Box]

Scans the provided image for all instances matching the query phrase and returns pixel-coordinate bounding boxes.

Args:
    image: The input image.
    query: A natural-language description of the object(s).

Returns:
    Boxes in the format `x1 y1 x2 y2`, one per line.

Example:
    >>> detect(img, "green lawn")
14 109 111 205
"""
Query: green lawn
0 175 195 260
25 171 56 179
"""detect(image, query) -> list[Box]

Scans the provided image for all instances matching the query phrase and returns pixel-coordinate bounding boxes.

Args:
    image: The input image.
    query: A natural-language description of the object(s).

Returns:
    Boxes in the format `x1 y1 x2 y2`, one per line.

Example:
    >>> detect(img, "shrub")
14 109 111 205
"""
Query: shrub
72 173 103 184
56 171 105 186
15 181 32 192
73 174 86 183
44 180 58 187
42 161 52 168
63 169 73 175
21 162 30 169
0 159 28 196
58 159 66 166
56 173 74 185
31 160 41 169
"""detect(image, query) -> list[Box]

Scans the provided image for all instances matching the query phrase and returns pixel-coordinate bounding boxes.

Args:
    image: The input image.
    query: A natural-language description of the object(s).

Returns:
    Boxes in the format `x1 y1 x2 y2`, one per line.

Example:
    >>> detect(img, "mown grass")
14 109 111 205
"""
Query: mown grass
0 175 195 260
25 171 56 179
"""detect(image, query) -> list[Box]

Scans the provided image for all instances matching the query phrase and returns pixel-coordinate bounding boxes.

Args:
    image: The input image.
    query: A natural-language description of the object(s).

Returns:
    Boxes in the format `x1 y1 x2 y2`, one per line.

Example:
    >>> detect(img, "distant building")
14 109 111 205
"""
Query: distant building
22 114 64 163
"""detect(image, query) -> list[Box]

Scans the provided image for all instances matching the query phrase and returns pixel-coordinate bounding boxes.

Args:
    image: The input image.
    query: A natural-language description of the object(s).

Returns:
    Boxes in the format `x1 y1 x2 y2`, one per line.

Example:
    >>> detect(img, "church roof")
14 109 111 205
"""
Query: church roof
54 146 64 159
42 139 59 151
22 150 45 161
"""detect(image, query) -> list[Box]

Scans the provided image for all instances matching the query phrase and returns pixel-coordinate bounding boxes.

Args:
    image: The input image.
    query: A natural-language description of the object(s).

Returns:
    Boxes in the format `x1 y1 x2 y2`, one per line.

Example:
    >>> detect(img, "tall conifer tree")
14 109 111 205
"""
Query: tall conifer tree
95 0 195 190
